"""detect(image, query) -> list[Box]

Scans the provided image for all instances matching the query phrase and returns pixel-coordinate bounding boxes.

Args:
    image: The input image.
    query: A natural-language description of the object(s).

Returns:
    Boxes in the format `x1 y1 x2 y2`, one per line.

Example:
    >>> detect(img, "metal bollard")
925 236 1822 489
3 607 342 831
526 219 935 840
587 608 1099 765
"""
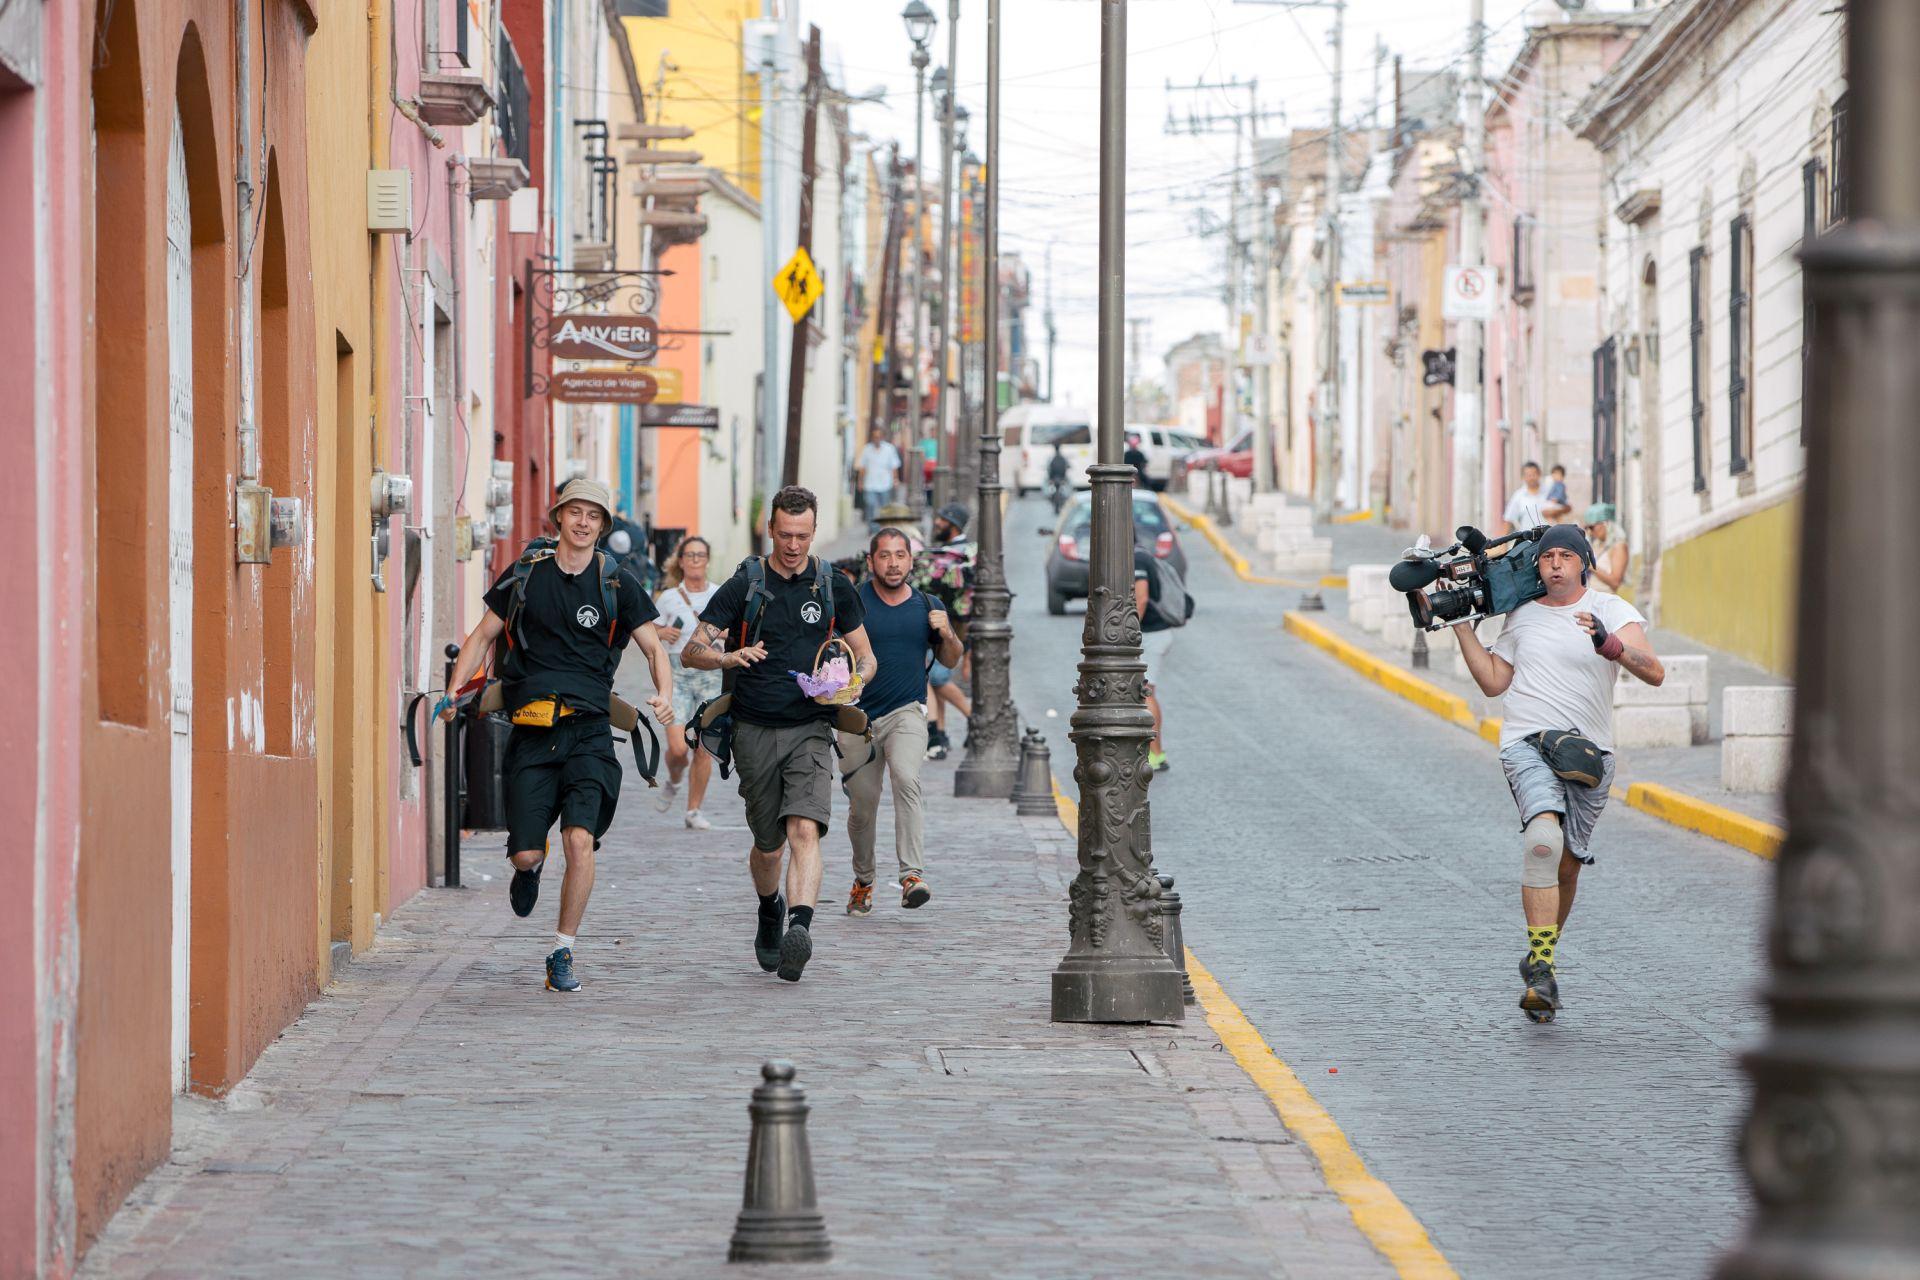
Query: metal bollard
1007 728 1036 807
1411 625 1430 670
442 643 462 888
1296 588 1326 612
1157 874 1196 1006
1014 732 1058 818
728 1061 832 1264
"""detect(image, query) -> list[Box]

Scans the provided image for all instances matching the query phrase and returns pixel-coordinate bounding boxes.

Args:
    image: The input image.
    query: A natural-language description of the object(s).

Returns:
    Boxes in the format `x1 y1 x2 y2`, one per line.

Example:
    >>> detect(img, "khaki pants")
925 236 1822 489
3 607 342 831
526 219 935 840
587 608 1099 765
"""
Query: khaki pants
838 703 929 883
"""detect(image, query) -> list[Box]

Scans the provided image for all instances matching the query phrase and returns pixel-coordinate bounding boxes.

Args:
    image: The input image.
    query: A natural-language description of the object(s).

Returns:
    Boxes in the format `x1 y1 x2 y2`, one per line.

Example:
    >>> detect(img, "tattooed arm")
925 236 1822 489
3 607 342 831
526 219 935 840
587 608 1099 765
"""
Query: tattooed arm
841 624 879 688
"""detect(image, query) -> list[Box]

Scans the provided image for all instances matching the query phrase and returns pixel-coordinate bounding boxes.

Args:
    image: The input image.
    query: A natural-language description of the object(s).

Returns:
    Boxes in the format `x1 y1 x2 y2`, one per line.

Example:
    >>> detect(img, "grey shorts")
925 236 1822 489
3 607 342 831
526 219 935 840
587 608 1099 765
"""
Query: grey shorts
670 663 723 726
1499 738 1615 863
732 718 836 852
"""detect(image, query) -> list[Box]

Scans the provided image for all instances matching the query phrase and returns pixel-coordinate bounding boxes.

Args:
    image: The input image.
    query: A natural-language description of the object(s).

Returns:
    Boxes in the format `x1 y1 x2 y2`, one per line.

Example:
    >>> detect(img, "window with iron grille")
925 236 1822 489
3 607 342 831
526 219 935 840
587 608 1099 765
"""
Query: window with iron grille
1689 245 1708 493
497 31 531 168
1591 337 1618 505
1511 215 1536 299
1831 93 1850 225
1729 215 1753 475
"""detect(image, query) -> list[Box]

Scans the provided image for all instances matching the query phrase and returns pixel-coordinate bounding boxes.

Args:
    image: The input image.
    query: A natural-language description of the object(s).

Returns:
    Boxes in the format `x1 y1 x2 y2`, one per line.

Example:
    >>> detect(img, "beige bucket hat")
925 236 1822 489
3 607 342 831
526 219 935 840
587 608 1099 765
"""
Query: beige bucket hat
549 476 614 528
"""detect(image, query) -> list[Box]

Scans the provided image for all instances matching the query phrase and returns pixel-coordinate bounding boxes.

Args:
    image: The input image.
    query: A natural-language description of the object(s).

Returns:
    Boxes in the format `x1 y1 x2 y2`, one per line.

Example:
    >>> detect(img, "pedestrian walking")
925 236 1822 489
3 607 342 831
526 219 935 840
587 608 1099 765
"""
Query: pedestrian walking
1124 433 1150 488
917 503 975 760
1134 545 1171 771
439 478 676 993
1450 524 1666 1022
840 527 964 917
1502 461 1548 534
652 536 721 830
681 486 876 983
856 426 903 524
1582 503 1629 594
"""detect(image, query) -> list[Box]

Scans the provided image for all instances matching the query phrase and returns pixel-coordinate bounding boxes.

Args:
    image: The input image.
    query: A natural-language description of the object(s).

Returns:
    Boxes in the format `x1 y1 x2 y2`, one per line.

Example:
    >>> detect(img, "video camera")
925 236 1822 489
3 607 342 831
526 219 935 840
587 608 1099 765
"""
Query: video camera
1390 524 1549 631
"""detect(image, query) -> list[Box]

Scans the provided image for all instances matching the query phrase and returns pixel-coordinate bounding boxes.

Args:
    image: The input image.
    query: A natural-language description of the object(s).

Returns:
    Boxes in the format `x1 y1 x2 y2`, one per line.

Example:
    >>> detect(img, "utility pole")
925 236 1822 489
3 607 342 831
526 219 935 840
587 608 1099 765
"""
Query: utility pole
867 146 904 443
1454 0 1485 531
1044 241 1057 402
1165 78 1281 490
781 28 824 488
931 0 961 512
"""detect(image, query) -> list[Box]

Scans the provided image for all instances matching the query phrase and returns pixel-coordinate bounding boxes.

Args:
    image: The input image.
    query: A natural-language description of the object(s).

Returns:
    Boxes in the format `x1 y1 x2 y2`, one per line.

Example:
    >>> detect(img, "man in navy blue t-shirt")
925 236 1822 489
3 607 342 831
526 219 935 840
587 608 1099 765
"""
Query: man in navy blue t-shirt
839 527 964 916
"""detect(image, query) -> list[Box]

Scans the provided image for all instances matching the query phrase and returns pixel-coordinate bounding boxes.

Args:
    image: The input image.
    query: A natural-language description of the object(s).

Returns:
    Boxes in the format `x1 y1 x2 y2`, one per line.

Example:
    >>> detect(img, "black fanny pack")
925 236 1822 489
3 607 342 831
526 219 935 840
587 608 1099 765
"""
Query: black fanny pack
1528 729 1605 788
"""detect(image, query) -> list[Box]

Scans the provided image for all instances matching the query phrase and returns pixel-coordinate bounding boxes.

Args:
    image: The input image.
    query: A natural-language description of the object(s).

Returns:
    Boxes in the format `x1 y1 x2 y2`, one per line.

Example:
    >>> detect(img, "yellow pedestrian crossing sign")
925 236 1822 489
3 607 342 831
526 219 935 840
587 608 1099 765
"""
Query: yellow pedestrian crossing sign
774 246 824 323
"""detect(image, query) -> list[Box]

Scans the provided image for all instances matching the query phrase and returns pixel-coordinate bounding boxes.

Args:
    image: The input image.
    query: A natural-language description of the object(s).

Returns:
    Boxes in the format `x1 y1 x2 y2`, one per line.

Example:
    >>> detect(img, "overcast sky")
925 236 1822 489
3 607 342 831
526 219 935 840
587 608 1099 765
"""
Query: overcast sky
798 0 1583 406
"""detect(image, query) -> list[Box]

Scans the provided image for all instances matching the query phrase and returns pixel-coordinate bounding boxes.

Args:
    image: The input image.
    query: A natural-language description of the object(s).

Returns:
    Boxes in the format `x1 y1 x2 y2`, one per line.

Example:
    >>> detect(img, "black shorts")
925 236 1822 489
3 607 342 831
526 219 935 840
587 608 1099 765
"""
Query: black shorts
503 715 623 855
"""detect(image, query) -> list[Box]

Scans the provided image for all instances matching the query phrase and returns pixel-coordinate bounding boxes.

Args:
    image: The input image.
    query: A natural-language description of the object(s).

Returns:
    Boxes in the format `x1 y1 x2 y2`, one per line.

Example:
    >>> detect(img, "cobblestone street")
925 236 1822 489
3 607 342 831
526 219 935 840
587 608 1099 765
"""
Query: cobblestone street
81 703 1392 1279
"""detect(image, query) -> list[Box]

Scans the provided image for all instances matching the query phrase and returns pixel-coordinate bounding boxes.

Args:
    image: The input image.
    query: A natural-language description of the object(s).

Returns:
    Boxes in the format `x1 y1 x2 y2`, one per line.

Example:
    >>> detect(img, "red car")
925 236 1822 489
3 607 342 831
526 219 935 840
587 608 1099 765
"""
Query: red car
1171 429 1253 483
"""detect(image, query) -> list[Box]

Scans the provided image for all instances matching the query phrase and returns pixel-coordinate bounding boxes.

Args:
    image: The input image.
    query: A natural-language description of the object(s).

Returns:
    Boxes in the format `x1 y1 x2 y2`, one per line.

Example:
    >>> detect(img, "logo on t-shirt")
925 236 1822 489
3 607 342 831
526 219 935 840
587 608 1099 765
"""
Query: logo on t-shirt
800 600 822 625
576 604 602 629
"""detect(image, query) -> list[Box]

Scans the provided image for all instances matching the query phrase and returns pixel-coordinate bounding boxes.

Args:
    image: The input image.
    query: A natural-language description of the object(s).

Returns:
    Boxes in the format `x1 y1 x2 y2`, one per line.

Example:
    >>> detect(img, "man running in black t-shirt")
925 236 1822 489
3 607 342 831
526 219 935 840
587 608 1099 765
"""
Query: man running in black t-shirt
440 478 675 992
682 486 876 983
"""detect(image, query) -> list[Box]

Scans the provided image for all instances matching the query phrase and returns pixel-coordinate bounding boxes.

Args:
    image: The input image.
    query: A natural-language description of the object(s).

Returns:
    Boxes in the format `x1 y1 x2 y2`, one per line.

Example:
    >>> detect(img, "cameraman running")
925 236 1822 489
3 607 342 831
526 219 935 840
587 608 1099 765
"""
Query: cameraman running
1451 524 1665 1022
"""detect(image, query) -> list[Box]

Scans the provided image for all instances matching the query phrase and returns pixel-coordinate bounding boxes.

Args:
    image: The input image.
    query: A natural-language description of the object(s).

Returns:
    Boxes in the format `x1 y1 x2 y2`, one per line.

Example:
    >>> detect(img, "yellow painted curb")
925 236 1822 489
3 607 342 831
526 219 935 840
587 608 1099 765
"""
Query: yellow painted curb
1186 954 1460 1280
1333 507 1378 525
1283 612 1480 732
1048 779 1454 1279
1320 574 1349 589
1624 782 1783 860
1160 495 1301 587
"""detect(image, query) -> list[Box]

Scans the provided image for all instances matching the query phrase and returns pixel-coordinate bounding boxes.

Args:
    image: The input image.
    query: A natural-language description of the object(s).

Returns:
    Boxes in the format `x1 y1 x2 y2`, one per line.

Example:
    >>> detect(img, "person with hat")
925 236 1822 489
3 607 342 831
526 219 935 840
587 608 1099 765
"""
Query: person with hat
1582 502 1629 594
438 476 676 993
917 503 975 759
1449 522 1667 1024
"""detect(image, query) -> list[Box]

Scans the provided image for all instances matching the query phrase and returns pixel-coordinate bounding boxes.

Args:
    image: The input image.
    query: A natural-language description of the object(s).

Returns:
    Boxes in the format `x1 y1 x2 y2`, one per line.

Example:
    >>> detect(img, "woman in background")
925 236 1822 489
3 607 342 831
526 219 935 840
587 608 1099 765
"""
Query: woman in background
653 536 721 829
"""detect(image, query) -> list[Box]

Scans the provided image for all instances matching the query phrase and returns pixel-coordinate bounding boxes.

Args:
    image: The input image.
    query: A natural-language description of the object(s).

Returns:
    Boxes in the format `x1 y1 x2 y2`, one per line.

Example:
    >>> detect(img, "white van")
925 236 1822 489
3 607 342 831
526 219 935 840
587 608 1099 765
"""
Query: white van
1126 423 1210 491
1000 403 1095 495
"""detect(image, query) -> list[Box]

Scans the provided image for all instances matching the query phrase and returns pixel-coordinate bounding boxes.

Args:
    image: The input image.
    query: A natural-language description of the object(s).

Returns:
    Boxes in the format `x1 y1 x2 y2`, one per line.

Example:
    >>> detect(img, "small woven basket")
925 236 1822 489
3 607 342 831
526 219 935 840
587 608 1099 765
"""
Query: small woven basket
808 635 862 706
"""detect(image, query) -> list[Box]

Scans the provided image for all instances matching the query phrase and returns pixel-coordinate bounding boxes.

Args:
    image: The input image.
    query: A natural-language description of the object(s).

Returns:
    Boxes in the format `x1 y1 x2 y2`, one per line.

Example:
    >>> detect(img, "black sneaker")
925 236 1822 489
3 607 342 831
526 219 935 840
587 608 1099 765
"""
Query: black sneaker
545 946 580 992
925 726 950 761
777 924 813 983
755 895 786 972
510 860 545 918
1519 960 1559 1022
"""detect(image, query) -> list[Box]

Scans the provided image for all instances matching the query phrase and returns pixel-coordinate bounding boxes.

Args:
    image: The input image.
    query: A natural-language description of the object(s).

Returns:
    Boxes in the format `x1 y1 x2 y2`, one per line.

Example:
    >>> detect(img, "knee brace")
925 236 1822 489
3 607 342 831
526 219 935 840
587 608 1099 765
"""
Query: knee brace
1521 813 1564 888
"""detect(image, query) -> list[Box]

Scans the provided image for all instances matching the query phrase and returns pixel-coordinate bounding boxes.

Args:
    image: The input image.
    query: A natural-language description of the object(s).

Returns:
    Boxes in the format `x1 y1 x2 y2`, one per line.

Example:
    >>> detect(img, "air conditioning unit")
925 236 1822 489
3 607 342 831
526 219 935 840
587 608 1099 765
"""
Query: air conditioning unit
367 170 412 234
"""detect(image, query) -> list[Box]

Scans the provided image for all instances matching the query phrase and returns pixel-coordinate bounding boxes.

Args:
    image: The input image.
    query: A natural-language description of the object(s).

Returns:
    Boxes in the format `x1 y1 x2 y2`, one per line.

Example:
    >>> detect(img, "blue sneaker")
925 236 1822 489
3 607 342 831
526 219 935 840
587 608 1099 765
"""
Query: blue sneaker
545 946 580 992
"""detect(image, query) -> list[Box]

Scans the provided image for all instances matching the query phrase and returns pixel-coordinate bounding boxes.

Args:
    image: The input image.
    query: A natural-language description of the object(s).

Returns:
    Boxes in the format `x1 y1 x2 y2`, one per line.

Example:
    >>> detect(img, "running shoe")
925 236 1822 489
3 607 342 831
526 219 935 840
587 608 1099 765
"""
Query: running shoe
925 726 950 761
545 946 580 992
1148 750 1170 772
1519 960 1559 1022
900 875 932 909
684 808 711 831
755 894 786 972
777 924 813 982
846 880 874 917
509 859 545 918
653 778 680 812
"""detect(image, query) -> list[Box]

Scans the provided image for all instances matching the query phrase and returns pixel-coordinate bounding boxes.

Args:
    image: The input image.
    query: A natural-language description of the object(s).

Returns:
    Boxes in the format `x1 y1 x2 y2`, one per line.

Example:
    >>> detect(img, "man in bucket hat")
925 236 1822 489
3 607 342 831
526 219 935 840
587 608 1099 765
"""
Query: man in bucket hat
440 476 676 992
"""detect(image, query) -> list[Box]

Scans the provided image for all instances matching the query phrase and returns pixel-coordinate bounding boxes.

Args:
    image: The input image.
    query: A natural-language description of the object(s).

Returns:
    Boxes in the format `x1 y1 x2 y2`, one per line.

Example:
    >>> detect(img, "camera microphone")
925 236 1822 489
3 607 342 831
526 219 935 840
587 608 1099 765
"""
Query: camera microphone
1388 559 1443 593
1456 525 1488 554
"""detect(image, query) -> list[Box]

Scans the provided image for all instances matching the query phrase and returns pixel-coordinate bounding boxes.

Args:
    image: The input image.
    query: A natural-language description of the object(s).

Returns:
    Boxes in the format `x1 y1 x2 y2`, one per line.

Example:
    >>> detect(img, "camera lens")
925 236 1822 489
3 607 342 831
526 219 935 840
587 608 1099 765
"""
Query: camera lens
1426 584 1478 625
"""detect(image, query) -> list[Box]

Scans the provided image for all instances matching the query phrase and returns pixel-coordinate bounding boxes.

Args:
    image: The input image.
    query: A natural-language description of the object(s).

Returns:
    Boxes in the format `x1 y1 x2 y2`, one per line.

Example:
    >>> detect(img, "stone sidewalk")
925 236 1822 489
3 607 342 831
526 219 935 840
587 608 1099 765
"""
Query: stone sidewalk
81 749 1395 1278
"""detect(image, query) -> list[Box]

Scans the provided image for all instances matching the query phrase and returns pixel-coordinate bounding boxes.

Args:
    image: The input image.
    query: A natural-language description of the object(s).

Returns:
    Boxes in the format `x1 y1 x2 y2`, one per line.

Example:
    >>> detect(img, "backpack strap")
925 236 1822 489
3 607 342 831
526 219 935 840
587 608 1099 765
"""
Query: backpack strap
812 556 837 637
594 549 623 647
501 538 559 660
737 556 773 649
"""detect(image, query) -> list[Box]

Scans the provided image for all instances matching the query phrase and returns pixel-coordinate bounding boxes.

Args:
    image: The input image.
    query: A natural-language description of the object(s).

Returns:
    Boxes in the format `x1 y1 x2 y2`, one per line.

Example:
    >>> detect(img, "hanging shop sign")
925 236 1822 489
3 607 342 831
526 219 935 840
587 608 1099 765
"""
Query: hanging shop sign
640 404 721 429
550 369 678 405
1337 280 1391 306
547 312 660 362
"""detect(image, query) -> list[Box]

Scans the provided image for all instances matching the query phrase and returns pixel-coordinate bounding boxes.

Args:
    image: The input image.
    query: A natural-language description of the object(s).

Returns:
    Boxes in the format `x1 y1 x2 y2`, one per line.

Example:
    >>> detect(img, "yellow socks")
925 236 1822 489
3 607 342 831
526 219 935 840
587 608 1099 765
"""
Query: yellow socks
1527 925 1560 970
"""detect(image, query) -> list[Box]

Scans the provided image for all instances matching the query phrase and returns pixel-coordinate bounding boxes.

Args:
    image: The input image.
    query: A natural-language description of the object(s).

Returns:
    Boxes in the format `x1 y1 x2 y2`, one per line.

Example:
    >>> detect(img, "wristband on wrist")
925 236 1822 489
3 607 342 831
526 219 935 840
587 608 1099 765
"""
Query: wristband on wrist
1597 633 1625 662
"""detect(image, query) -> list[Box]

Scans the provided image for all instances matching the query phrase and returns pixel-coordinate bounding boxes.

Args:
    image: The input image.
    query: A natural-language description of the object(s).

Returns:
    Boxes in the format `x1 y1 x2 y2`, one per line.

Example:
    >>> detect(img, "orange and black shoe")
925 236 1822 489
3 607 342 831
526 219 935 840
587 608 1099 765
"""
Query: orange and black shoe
545 946 580 993
900 875 932 910
846 880 874 917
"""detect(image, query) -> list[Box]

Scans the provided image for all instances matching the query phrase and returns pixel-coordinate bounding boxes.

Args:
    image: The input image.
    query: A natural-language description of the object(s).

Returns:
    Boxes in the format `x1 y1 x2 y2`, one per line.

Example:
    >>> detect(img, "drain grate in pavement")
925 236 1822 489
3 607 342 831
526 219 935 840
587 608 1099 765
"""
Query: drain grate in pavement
930 1046 1162 1077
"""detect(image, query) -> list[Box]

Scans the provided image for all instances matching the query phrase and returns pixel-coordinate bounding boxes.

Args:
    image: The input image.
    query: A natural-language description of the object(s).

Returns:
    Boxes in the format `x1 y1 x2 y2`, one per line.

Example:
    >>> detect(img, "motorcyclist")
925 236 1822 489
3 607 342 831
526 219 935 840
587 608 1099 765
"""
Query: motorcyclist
1046 443 1071 512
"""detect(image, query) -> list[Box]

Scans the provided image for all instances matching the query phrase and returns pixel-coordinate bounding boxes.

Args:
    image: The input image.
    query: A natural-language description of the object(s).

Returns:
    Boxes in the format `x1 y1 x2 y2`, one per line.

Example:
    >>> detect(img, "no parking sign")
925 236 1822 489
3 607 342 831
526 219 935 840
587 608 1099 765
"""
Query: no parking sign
1443 265 1494 321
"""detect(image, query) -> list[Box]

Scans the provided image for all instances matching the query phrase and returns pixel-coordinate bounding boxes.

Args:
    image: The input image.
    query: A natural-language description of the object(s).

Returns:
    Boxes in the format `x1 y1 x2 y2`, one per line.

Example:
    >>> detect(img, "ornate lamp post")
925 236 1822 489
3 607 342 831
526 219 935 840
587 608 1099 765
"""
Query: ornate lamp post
950 106 975 511
902 0 936 515
1717 4 1920 1275
931 1 962 514
1048 0 1183 1024
953 0 1018 799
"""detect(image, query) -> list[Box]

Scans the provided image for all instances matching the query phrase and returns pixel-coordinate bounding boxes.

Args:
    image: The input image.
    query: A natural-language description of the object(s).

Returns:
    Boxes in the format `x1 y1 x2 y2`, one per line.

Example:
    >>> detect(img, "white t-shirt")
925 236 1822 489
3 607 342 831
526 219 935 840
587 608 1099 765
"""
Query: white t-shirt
1489 590 1646 752
654 582 718 661
857 441 902 491
1503 485 1546 530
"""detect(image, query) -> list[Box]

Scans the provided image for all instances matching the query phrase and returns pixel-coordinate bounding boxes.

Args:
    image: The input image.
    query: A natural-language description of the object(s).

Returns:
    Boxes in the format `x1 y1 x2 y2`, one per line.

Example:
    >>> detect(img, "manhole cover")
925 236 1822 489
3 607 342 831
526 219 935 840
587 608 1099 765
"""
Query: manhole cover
931 1047 1162 1077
